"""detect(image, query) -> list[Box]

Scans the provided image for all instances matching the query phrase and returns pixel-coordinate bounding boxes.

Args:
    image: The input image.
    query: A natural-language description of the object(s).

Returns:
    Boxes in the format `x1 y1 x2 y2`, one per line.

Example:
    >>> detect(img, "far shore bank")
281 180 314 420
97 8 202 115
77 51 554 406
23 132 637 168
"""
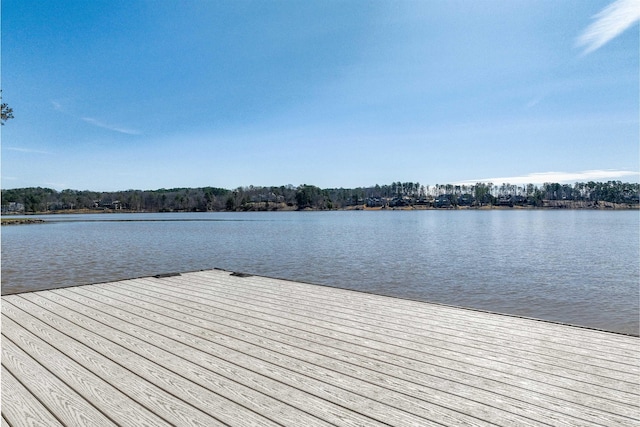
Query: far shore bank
2 200 638 220
1 218 46 225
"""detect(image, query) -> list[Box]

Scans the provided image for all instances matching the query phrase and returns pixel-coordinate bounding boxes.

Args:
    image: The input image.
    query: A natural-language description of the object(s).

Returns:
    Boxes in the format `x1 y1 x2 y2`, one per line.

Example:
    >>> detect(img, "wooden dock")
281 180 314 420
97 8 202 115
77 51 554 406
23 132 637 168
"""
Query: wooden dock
2 269 638 426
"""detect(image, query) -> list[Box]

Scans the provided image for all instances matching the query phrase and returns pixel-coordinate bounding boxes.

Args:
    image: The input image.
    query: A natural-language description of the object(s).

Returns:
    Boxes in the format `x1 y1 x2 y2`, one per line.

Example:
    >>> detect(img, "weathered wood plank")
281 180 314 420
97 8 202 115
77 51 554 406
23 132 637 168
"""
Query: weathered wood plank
61 288 390 427
71 285 553 426
76 282 639 426
173 273 640 372
224 272 639 352
193 269 638 356
3 269 638 427
2 334 117 426
184 271 640 362
2 298 229 427
87 280 636 424
120 277 640 401
46 287 478 427
2 315 173 427
25 291 396 426
35 290 364 427
225 271 639 345
5 294 231 427
182 278 638 391
1 366 64 427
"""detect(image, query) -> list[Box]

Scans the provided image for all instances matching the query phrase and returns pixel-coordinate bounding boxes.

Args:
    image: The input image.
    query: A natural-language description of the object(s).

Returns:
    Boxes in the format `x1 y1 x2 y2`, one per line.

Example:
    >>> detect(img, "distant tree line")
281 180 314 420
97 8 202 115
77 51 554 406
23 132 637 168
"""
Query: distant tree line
1 181 638 213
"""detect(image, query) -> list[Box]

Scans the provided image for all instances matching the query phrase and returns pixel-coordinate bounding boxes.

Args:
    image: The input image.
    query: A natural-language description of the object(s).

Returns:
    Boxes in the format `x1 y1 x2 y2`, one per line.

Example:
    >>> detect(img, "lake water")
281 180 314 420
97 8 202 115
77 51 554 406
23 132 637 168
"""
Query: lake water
2 210 638 335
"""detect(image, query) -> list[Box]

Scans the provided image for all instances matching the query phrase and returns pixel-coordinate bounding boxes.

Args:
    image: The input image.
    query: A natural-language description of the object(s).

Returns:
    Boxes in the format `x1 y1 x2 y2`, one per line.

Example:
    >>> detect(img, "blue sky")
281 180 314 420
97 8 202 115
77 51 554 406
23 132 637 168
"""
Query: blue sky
2 0 638 191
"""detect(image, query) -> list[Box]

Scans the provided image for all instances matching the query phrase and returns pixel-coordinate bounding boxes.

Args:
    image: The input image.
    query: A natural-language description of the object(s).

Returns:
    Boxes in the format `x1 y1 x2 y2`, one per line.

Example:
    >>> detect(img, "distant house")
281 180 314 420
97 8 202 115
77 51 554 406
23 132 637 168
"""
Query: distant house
435 194 452 208
496 195 526 207
497 196 514 207
94 199 123 210
389 197 412 207
1 202 24 213
366 197 385 208
513 195 526 206
458 194 475 206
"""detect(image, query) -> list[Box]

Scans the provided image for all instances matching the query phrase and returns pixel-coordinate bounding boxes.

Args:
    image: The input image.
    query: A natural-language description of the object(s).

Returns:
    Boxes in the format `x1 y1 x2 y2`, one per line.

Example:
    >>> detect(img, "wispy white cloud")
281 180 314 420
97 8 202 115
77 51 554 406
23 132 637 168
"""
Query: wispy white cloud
4 146 50 154
525 94 546 109
576 0 640 55
51 100 141 135
82 117 141 135
456 170 639 185
51 100 63 111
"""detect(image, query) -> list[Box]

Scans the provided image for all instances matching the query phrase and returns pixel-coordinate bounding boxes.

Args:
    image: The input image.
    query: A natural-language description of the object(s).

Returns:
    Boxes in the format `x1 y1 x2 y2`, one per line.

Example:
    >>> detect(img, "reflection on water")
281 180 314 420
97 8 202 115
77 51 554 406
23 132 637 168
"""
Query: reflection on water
2 210 638 335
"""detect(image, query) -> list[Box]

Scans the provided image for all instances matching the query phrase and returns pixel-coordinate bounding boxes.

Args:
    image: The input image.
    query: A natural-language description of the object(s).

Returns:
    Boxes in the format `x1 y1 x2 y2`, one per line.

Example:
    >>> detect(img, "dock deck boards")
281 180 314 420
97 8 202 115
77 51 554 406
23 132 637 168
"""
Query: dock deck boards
2 269 638 426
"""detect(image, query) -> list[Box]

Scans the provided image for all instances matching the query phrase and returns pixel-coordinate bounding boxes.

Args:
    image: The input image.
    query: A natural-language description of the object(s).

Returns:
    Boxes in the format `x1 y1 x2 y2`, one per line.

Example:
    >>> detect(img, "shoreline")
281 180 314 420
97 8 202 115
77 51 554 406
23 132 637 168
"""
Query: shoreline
0 218 46 225
2 200 638 218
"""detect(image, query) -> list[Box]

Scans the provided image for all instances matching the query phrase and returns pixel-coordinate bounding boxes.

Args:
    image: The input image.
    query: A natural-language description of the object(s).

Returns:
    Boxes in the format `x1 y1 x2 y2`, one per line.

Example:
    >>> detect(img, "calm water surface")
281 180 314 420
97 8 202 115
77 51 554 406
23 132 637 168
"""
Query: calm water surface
2 210 638 334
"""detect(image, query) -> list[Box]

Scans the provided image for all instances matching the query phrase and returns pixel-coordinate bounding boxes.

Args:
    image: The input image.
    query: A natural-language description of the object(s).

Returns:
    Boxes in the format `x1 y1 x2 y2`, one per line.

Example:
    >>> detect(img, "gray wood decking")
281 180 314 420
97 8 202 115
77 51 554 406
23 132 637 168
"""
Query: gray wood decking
2 269 638 426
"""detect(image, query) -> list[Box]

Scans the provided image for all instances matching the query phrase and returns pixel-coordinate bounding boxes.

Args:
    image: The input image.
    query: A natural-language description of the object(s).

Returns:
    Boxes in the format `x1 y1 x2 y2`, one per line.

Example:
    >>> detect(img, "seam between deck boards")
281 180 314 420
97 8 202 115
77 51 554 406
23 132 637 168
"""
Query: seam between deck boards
126 276 640 392
66 286 570 426
5 296 236 427
3 270 639 427
26 291 431 427
5 267 636 338
169 273 640 363
1 360 67 427
3 317 164 426
62 278 636 424
199 271 640 350
3 298 390 427
45 288 372 427
210 269 640 338
2 303 188 427
2 333 120 426
194 270 640 349
45 289 494 427
18 293 316 427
